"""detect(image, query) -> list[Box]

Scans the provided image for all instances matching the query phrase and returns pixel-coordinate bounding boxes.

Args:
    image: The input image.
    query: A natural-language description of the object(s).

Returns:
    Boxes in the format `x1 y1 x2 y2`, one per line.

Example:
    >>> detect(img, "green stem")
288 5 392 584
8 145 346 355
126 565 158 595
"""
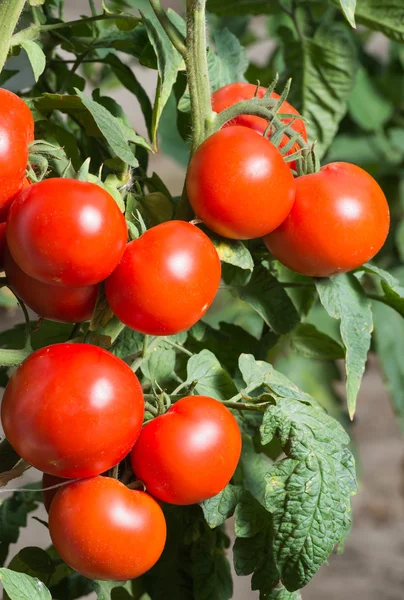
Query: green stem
163 338 193 356
149 0 186 56
10 14 133 47
145 401 158 416
0 348 31 367
222 401 268 412
60 48 91 94
0 0 26 73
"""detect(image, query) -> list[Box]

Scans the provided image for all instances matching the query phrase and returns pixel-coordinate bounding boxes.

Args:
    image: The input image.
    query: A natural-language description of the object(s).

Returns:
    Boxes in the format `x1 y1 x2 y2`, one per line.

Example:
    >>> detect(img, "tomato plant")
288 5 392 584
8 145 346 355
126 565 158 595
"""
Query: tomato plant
1 343 144 477
105 221 221 335
0 1 402 599
131 396 242 505
49 476 167 580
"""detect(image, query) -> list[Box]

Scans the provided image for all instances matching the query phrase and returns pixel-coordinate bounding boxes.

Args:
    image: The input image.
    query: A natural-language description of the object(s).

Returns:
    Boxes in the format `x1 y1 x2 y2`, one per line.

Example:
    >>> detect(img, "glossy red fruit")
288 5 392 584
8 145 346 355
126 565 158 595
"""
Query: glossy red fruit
105 221 221 335
0 223 6 271
264 162 390 277
4 249 98 323
211 82 307 170
186 126 296 239
0 177 31 222
0 90 34 218
7 178 128 286
42 473 68 514
131 396 242 505
49 477 167 580
1 344 144 478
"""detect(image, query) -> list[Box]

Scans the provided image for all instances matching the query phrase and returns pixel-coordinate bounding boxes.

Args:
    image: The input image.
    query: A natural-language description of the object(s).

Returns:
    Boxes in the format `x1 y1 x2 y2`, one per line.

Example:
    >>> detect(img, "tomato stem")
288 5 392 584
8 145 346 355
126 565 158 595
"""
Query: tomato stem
149 0 186 57
222 401 268 412
0 348 31 367
0 0 26 73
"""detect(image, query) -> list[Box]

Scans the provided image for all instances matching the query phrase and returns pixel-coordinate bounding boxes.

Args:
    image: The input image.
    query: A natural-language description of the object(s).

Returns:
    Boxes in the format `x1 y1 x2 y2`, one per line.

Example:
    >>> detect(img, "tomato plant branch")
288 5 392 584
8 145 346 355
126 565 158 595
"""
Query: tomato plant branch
149 0 186 57
0 348 31 367
0 0 26 73
222 401 268 412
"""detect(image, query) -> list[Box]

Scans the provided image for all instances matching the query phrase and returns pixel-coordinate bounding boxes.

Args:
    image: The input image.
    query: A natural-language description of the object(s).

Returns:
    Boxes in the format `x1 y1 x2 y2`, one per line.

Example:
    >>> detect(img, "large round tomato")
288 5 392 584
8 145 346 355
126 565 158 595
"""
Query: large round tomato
1 344 144 478
5 249 98 323
0 90 34 217
49 476 166 580
186 127 296 239
131 396 242 505
6 178 128 286
264 162 390 277
105 221 221 335
211 82 307 171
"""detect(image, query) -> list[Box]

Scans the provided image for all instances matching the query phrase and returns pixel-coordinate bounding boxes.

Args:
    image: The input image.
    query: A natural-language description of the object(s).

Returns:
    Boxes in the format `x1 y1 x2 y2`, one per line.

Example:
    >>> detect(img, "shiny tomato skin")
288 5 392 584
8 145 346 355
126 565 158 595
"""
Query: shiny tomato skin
0 223 6 271
186 126 296 239
131 396 242 505
0 90 33 216
49 476 167 580
105 221 221 335
6 178 128 286
211 82 307 170
42 473 68 514
1 344 144 478
264 162 390 277
5 249 98 323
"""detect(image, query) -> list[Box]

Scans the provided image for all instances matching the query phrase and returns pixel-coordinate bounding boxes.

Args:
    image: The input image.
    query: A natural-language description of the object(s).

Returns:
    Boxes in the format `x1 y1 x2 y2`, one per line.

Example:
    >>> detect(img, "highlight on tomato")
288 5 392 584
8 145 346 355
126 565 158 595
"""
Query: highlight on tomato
105 220 221 335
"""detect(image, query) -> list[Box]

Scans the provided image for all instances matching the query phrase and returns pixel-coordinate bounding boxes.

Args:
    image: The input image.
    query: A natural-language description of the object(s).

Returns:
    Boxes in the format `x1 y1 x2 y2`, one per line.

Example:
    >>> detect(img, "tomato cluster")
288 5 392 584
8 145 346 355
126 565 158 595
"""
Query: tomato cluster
187 82 390 276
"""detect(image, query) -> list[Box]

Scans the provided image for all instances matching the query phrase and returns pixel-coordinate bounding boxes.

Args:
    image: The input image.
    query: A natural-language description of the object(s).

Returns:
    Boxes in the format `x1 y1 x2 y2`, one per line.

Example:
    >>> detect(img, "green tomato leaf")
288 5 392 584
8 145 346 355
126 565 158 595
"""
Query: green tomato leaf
185 350 238 399
200 485 243 528
91 580 128 600
139 192 173 225
0 487 41 566
315 274 373 419
191 527 233 600
354 0 404 41
75 89 138 166
359 263 404 318
141 345 177 387
6 548 54 583
338 0 357 27
289 323 345 360
19 41 46 82
238 265 300 335
209 236 253 272
348 67 393 131
283 21 357 158
267 587 302 600
0 568 51 600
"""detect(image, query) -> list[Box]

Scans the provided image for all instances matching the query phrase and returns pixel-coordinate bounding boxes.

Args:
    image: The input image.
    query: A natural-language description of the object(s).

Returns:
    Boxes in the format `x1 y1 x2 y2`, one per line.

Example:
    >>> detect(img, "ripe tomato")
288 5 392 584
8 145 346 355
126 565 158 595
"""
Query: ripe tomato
6 178 128 286
42 473 68 514
0 90 34 217
5 249 98 323
1 343 144 478
105 221 221 335
264 162 390 277
0 223 6 271
131 396 242 505
186 126 296 239
211 82 307 170
0 177 31 222
49 476 166 580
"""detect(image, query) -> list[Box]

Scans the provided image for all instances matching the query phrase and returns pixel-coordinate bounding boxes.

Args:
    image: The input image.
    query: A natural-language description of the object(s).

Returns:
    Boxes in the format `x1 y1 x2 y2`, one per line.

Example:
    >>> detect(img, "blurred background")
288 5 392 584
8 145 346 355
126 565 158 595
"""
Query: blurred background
1 1 404 599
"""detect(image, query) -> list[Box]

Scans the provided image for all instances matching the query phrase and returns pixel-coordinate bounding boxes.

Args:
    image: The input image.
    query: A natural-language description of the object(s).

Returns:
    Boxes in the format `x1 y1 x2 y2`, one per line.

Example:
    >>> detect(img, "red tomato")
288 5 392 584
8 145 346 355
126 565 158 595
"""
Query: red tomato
0 90 34 218
42 473 69 514
105 221 221 335
1 343 144 478
0 223 6 271
131 396 242 505
5 249 98 323
0 177 31 222
211 82 307 170
264 162 390 277
6 178 128 286
186 126 296 239
49 476 166 580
